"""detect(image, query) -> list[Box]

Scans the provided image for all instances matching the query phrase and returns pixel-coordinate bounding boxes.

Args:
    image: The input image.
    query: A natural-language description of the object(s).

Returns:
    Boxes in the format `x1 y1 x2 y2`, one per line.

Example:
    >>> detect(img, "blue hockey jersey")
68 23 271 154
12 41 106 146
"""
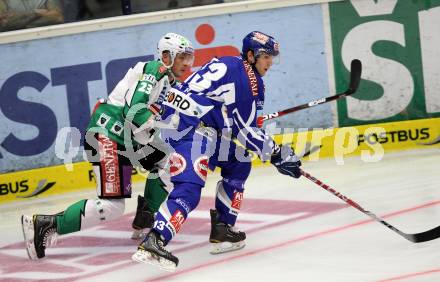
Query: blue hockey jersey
161 56 276 160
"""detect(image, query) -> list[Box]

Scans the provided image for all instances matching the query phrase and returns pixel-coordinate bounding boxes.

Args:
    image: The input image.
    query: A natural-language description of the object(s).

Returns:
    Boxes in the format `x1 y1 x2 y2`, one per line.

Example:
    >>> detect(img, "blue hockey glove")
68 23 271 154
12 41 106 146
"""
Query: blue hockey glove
270 145 302 178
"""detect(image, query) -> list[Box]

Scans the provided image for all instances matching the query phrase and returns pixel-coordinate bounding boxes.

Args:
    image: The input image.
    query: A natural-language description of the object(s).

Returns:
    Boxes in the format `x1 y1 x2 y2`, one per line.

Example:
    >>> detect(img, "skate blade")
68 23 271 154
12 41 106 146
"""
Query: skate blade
132 250 177 272
21 215 38 260
131 228 149 240
210 241 245 254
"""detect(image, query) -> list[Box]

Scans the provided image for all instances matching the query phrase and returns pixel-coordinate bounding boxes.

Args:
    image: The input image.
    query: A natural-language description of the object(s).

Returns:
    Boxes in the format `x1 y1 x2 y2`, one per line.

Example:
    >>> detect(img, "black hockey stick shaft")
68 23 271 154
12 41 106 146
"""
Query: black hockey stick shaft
301 169 440 243
258 59 362 126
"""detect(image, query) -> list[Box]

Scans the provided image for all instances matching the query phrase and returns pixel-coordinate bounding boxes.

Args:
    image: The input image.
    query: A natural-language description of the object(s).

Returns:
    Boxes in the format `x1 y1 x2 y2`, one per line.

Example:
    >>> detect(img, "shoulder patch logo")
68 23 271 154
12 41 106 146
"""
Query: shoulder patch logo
194 156 209 181
159 65 167 74
97 113 110 127
169 153 186 177
110 121 123 136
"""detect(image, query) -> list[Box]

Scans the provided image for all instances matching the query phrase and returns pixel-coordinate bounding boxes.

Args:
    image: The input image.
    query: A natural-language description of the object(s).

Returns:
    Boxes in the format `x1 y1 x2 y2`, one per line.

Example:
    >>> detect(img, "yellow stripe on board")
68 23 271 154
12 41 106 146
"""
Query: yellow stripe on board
247 117 439 166
0 162 148 204
1 118 438 204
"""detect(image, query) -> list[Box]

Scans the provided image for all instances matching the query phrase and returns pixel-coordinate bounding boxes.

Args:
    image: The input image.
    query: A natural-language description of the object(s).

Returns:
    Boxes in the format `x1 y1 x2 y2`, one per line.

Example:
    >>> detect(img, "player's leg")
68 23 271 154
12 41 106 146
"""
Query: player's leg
132 131 211 270
131 174 171 239
132 181 203 271
131 139 173 239
21 133 132 260
210 144 251 254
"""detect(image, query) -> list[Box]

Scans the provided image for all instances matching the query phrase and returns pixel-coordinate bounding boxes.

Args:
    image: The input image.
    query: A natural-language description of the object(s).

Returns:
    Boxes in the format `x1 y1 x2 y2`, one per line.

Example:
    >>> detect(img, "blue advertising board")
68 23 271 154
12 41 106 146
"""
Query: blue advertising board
0 4 329 172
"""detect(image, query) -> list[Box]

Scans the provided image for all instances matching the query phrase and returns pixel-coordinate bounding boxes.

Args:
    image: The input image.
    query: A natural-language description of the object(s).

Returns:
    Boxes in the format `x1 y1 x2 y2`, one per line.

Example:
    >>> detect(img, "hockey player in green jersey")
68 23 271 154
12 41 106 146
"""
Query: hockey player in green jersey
20 33 195 260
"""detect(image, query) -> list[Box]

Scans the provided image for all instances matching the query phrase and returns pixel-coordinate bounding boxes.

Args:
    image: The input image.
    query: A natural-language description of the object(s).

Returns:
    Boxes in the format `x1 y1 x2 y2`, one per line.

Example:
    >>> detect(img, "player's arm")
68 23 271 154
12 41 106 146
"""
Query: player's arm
231 102 302 178
124 61 167 128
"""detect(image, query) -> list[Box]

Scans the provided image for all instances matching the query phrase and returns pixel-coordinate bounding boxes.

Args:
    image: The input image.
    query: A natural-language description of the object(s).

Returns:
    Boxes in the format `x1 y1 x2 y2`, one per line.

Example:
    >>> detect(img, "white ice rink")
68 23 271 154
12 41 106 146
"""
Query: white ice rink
0 148 439 282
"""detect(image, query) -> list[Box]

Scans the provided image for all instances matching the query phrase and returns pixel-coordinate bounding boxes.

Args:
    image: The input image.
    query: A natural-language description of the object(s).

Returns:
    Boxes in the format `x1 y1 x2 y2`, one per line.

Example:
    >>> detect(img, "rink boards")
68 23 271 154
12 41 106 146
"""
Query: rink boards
0 117 438 204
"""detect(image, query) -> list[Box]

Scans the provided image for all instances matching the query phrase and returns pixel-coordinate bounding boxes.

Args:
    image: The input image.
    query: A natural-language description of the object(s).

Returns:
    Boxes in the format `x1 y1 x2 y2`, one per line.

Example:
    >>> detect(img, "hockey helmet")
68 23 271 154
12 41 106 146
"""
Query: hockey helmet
242 31 279 59
157 33 195 68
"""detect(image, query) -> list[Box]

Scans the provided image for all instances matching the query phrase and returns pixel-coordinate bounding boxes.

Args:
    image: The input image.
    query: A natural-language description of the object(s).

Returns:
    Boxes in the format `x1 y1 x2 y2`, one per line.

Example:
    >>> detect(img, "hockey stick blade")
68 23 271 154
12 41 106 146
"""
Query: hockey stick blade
372 213 440 243
345 59 362 95
301 170 440 243
257 59 362 126
402 225 440 243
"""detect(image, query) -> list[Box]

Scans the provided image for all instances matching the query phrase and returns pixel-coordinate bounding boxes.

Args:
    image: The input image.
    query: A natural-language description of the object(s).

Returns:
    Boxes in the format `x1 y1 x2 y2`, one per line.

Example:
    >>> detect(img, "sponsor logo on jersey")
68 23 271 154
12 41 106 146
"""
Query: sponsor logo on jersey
98 134 121 196
141 74 156 83
169 209 185 233
194 156 209 181
167 91 191 110
175 198 191 214
231 191 243 210
167 91 175 103
165 89 213 117
243 61 259 96
169 152 186 177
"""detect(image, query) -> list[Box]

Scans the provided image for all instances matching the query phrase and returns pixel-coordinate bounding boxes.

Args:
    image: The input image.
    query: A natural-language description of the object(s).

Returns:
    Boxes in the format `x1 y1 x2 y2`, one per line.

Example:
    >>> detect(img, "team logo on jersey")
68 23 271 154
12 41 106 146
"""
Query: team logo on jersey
231 191 243 210
169 209 186 233
169 153 186 177
194 156 209 181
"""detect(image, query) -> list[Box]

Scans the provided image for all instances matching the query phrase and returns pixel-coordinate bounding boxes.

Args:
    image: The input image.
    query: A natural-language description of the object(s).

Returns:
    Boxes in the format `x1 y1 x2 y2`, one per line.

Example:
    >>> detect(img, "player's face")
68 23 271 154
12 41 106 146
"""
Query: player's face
254 52 274 77
171 52 194 78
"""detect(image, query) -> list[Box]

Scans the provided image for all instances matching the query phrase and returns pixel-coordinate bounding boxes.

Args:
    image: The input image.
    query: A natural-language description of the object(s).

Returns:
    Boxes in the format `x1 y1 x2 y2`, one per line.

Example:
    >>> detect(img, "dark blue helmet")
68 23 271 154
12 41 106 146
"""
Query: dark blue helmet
242 31 279 58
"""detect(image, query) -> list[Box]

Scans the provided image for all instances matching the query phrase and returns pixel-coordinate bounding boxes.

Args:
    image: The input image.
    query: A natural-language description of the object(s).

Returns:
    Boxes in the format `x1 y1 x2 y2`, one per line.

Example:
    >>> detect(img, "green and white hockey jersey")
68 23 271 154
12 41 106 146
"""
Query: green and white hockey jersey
87 60 174 146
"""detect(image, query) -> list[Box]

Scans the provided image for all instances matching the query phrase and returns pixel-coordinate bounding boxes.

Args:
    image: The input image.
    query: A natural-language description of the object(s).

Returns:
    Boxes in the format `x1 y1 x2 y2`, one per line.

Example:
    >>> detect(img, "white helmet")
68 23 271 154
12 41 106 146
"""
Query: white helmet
157 33 195 68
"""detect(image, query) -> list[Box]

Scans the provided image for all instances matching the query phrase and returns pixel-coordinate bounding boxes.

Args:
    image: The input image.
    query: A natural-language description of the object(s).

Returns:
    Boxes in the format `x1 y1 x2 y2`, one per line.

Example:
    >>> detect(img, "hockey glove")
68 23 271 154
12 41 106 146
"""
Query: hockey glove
270 145 302 178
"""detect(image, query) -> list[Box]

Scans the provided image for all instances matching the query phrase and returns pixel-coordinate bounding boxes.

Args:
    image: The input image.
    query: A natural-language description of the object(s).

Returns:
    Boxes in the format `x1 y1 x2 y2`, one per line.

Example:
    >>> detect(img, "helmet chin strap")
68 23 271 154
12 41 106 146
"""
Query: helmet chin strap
168 70 176 84
160 53 177 83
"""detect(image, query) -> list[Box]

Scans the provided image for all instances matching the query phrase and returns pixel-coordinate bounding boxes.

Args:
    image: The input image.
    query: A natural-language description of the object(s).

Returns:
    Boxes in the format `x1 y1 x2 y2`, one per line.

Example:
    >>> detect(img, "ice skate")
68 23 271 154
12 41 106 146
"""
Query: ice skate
209 209 246 254
21 214 58 260
132 230 178 272
131 195 154 239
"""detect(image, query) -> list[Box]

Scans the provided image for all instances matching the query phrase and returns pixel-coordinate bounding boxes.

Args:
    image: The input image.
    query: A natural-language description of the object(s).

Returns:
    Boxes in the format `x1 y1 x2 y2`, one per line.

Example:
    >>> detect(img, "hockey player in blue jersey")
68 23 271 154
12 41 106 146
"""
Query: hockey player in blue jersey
132 31 302 271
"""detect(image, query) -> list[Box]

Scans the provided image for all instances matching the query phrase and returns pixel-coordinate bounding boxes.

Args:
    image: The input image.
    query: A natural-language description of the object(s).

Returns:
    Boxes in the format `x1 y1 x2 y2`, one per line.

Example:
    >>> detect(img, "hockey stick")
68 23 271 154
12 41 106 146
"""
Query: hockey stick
300 169 440 243
257 59 362 127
